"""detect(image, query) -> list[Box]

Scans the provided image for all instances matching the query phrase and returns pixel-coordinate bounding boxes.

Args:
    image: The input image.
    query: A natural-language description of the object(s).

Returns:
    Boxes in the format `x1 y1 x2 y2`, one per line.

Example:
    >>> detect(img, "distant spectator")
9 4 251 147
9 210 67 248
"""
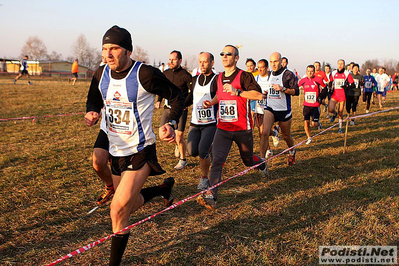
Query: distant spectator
245 58 258 76
69 59 79 85
1 59 7 73
392 72 398 91
14 55 32 85
158 62 165 72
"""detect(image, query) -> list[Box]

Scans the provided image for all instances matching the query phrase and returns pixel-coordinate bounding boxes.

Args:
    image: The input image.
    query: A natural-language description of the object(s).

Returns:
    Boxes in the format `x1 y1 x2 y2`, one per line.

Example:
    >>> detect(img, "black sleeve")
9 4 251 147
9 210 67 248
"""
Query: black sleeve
185 72 193 99
283 71 299 96
139 65 184 122
210 74 218 97
86 66 105 113
184 76 197 108
240 71 261 92
318 85 328 103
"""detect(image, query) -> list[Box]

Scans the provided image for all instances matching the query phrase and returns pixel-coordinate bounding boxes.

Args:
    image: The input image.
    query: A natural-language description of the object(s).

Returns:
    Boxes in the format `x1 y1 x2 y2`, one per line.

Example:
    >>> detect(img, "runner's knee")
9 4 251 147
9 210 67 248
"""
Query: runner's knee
93 154 108 172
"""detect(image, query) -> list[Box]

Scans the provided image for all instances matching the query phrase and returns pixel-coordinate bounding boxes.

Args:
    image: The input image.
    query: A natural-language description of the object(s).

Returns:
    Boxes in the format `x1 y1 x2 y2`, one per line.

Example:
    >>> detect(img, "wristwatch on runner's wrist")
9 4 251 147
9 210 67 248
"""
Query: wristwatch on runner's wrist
167 120 177 130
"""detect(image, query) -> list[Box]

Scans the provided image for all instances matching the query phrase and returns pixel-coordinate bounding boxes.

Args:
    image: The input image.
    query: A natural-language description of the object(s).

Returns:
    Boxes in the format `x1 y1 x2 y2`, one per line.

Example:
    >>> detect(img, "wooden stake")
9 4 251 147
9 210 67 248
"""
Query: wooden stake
343 115 350 153
298 88 301 106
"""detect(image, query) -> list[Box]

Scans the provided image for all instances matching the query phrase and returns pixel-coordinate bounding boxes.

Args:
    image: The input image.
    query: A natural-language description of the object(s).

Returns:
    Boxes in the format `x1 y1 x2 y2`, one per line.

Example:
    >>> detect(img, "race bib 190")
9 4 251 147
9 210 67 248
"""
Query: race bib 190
196 105 214 123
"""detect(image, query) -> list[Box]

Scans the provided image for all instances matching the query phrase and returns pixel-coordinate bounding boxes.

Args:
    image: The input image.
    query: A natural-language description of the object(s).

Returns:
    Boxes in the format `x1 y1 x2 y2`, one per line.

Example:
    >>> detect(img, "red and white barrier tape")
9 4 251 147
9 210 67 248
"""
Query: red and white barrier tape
45 106 398 265
0 112 86 123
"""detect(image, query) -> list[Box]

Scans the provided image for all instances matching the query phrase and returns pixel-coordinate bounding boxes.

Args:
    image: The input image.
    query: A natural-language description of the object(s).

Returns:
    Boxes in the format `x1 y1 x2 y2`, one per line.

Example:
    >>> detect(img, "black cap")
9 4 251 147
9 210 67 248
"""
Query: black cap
102 25 133 52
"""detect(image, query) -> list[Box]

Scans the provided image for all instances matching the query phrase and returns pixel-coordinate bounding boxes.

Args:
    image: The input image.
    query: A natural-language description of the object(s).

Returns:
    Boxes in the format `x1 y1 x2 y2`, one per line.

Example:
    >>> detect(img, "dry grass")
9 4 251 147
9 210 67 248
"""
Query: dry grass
0 76 398 265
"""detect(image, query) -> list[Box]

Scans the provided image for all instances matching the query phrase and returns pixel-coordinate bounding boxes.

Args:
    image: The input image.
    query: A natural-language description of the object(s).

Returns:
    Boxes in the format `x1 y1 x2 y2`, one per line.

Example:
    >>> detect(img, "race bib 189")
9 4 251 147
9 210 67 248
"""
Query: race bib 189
268 87 281 99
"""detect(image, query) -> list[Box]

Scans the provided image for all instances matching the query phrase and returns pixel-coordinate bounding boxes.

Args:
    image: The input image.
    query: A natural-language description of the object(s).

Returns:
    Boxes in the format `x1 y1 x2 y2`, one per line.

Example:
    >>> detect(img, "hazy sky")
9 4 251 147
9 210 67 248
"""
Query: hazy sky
1 0 398 74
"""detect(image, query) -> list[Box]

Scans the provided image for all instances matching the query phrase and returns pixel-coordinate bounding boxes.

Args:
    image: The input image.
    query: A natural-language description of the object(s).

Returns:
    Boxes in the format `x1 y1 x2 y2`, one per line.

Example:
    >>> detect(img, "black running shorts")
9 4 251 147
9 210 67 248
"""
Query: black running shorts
109 144 165 176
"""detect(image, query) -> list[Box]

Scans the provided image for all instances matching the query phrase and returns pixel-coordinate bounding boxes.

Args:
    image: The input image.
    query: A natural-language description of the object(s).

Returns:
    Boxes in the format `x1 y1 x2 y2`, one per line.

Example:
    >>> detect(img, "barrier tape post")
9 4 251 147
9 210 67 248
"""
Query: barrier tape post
298 88 301 106
344 114 350 153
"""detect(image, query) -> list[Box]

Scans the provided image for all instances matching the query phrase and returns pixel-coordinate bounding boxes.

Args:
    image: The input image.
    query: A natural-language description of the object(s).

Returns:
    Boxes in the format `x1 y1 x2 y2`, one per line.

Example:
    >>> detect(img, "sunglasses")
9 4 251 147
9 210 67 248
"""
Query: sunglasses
220 52 234 56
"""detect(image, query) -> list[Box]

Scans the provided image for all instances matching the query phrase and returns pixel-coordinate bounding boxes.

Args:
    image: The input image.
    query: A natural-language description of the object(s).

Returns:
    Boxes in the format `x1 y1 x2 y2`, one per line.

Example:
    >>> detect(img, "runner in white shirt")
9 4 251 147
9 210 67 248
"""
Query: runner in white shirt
186 52 218 190
376 67 390 108
254 59 279 158
260 52 299 166
84 25 184 265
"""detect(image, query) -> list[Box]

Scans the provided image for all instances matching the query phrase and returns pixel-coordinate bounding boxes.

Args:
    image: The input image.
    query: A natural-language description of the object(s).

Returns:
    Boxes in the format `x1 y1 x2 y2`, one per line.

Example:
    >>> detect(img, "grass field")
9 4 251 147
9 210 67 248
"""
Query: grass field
1 76 399 265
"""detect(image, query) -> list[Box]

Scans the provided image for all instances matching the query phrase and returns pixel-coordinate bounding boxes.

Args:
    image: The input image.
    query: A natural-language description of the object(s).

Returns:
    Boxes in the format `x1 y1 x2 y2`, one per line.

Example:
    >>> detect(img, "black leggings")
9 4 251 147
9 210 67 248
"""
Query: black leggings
208 128 258 198
363 92 373 106
346 95 359 113
187 125 216 159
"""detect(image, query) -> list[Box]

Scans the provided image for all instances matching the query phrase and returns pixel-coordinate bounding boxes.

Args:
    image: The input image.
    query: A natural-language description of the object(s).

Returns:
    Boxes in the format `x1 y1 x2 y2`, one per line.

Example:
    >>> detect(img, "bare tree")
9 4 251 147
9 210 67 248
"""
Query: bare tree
184 55 197 71
361 59 380 74
47 51 63 61
321 61 331 71
71 34 101 70
20 36 48 60
361 58 398 75
381 59 397 75
131 46 149 63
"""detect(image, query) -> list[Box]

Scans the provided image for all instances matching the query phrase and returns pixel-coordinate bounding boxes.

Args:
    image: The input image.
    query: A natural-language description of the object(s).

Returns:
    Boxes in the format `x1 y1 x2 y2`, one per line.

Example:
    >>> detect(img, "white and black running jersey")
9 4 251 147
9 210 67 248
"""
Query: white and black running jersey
99 62 156 156
267 69 292 112
255 74 271 112
191 75 217 125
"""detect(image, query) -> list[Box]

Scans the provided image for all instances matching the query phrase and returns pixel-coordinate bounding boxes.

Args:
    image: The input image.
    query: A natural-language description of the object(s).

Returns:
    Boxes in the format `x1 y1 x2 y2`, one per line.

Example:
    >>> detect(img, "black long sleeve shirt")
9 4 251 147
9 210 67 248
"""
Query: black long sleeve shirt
156 66 192 107
272 67 300 96
86 60 184 122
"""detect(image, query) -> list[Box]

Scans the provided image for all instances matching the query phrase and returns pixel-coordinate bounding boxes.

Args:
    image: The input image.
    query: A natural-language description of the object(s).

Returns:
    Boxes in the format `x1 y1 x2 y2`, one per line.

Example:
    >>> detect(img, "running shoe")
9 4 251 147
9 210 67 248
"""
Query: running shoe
326 113 330 118
330 113 337 123
13 79 16 84
96 185 115 205
197 194 217 211
28 81 32 85
338 128 343 134
174 145 180 158
272 126 280 147
197 177 209 190
318 122 322 130
287 153 295 166
161 177 175 207
265 149 273 159
305 138 312 145
366 110 369 114
258 162 268 176
174 159 187 170
349 120 355 126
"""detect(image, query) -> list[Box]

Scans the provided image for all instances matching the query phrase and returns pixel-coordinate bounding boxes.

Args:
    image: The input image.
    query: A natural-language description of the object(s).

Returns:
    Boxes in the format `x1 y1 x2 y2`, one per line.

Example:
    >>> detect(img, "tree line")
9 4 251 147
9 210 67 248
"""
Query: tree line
19 34 151 71
19 36 399 74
